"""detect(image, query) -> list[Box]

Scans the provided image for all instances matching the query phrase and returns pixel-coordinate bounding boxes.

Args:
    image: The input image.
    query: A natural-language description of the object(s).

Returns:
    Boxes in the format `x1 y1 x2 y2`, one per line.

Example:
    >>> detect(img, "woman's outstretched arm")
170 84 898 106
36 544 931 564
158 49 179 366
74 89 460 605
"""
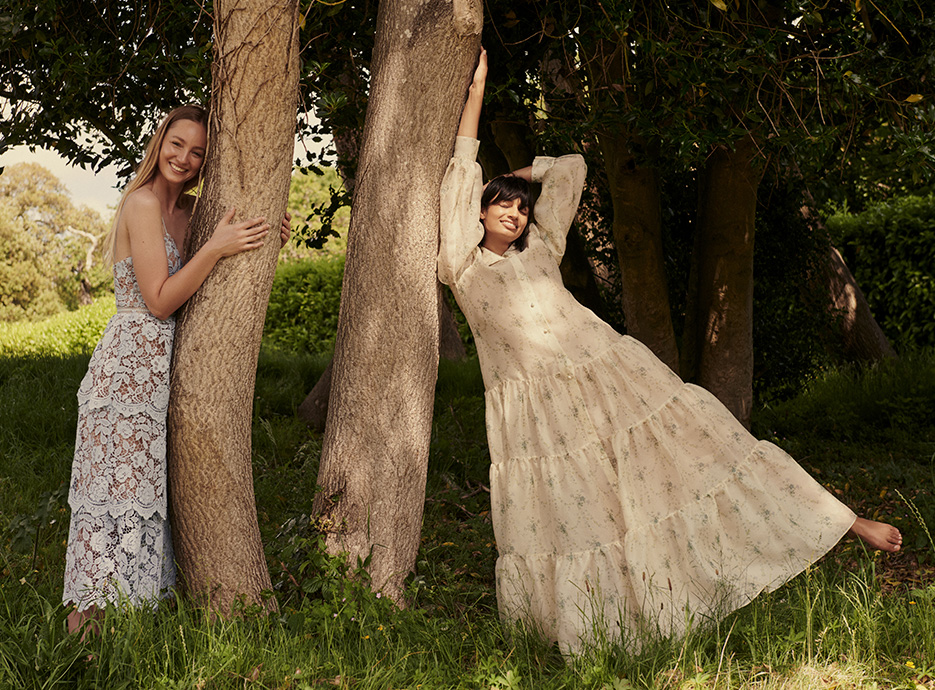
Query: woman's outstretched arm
457 48 487 139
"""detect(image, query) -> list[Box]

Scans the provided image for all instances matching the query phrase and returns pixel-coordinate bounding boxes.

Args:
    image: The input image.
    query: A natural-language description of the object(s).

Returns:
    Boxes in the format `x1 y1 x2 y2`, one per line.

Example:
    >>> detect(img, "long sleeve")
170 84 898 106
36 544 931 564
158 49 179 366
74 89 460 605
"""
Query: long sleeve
530 154 587 262
438 136 485 286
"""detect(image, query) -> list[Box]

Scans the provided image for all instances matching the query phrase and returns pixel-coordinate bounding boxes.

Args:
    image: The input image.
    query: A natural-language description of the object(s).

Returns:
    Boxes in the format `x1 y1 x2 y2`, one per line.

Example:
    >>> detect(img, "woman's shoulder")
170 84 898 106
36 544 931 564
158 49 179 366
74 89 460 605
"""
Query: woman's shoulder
123 187 161 216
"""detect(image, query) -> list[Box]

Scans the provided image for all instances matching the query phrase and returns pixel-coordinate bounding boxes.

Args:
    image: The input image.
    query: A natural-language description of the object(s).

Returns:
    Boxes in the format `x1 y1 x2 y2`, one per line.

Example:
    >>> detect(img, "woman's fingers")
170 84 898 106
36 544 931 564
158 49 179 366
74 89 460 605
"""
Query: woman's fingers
280 212 291 247
238 215 268 231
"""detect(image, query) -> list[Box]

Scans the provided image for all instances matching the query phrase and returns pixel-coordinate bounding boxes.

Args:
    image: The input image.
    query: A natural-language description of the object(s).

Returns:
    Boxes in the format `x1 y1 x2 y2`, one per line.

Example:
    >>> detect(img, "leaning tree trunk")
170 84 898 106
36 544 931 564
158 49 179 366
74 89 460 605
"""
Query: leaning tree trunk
167 0 300 613
682 136 764 428
816 245 897 361
297 117 464 433
797 202 896 362
312 0 482 601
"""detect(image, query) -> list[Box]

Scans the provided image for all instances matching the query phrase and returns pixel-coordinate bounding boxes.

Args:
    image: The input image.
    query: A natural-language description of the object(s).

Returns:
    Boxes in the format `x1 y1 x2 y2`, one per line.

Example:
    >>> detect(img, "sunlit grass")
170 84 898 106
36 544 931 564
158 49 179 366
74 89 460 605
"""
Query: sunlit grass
1 300 934 687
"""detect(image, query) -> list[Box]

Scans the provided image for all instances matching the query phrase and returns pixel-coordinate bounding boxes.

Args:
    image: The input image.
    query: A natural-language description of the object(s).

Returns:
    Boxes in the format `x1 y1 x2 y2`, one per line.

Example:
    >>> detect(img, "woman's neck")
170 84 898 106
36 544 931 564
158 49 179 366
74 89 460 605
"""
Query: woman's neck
481 237 512 255
148 175 186 218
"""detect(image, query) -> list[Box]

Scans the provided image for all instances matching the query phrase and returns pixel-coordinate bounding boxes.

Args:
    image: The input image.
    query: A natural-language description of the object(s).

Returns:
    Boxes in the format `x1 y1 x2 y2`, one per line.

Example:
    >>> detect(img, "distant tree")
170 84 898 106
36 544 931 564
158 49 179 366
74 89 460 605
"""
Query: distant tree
0 163 109 320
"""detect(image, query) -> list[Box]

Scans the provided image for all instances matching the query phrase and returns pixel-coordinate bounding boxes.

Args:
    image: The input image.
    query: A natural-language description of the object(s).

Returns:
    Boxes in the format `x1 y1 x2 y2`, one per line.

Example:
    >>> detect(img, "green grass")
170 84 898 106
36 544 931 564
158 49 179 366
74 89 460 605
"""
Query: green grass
1 306 934 688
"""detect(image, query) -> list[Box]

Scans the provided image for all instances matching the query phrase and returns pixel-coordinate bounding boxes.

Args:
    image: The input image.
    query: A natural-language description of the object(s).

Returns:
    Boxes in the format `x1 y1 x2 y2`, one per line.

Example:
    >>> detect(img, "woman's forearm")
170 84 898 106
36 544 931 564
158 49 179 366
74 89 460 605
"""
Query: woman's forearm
458 88 484 139
458 48 487 140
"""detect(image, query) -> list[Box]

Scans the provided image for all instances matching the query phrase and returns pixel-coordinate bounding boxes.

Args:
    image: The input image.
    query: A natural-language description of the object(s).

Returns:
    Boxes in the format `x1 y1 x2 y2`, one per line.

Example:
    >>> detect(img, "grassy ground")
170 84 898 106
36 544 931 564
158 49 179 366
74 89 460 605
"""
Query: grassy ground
1 304 934 689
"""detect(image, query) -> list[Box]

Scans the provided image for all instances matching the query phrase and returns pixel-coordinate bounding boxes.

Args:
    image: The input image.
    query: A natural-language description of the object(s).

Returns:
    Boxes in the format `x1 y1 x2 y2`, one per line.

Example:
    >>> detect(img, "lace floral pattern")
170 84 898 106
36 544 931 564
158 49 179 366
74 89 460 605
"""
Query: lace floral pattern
63 229 181 612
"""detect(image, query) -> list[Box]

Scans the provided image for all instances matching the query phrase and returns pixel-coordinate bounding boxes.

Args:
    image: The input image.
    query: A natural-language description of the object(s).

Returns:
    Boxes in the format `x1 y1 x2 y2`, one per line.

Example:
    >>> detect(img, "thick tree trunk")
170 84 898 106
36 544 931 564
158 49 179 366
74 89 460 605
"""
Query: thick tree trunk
598 132 679 372
167 0 300 613
682 136 764 428
312 0 482 601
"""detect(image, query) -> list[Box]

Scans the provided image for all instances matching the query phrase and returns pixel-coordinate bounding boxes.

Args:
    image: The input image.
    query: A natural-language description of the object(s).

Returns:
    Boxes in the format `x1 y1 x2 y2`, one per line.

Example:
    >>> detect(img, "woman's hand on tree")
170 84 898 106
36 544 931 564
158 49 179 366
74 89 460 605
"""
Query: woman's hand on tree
280 211 291 248
470 47 487 94
458 47 487 139
206 208 270 258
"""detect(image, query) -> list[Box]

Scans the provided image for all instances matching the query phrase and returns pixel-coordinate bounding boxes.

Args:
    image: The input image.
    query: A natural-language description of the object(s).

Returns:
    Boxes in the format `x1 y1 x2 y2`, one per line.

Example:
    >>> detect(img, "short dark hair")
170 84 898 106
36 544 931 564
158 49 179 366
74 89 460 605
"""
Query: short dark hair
481 174 533 250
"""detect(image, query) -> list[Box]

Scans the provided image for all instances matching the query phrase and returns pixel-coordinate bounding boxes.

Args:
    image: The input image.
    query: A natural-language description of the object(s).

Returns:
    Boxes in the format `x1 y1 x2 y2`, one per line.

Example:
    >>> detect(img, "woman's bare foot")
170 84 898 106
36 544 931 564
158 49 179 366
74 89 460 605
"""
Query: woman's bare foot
67 605 101 642
849 517 902 552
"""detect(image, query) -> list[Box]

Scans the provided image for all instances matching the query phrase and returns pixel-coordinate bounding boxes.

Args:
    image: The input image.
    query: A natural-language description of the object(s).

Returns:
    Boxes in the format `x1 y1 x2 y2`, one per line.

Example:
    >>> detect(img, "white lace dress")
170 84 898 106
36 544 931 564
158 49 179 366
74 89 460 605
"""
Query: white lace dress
62 226 180 612
438 136 857 653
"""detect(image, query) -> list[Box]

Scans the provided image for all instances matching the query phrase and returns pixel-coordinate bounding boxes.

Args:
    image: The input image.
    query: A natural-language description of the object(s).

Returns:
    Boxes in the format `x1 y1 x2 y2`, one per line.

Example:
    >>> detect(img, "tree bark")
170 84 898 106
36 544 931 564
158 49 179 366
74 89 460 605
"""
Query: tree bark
438 283 466 361
167 0 300 613
598 131 679 372
312 0 482 601
819 245 896 360
798 203 897 362
682 136 764 428
297 356 333 433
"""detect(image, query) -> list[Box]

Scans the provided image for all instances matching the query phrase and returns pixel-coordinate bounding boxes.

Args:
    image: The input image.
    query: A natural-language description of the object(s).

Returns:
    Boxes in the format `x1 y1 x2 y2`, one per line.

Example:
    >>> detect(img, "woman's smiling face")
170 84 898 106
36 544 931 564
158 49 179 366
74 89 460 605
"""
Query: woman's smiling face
480 195 529 254
157 119 207 186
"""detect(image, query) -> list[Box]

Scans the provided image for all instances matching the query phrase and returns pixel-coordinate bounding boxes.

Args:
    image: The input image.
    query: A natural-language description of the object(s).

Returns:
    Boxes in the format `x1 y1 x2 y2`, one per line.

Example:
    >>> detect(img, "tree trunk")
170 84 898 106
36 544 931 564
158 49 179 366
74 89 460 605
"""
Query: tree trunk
312 0 482 601
438 283 466 361
682 136 764 428
819 245 896 360
297 356 333 433
798 203 896 362
167 0 300 613
598 132 679 372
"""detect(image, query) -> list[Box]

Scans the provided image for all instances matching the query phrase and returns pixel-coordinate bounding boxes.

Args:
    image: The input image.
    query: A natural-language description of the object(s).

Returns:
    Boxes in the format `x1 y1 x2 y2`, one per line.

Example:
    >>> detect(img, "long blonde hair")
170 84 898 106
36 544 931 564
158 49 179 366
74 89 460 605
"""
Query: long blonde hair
104 104 209 263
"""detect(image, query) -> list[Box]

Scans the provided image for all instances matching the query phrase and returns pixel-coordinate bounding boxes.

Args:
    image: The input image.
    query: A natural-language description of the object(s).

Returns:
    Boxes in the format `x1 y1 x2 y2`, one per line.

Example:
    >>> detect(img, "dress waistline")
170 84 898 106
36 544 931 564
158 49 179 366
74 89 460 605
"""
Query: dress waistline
116 306 154 315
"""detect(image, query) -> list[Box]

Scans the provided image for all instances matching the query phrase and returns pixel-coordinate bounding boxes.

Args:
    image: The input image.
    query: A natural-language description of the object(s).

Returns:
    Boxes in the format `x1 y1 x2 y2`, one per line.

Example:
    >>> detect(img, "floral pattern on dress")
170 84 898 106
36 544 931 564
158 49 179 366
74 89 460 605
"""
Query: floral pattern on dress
63 227 180 612
438 136 856 653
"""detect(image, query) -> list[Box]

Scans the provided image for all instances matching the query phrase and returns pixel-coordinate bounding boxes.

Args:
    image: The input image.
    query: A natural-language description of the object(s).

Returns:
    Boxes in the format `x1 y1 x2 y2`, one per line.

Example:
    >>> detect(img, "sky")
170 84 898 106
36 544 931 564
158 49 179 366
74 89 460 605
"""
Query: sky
0 146 123 218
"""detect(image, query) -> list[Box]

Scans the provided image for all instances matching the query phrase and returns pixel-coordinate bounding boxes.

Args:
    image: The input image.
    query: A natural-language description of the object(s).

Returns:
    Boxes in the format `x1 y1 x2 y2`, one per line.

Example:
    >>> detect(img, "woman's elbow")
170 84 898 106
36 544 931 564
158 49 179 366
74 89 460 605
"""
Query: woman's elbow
144 300 173 321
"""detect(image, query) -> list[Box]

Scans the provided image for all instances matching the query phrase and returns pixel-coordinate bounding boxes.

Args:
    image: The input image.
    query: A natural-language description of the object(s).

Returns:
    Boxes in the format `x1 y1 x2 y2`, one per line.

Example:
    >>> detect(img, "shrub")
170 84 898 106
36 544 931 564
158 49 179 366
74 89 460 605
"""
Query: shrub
263 256 344 354
827 195 935 351
0 297 114 357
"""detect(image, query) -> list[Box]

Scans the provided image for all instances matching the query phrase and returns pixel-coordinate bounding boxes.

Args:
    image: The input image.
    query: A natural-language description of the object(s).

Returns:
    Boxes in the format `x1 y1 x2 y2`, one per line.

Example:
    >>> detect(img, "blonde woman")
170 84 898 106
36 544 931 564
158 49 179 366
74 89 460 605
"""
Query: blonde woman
63 105 289 637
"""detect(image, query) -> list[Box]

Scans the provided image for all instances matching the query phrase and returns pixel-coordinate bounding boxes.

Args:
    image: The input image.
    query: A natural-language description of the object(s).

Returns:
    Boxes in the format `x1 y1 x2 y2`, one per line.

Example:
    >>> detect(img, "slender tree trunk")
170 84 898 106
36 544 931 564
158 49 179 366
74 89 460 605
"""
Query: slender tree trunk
598 132 679 372
798 203 896 362
167 0 300 613
312 0 482 601
819 245 897 361
438 283 466 361
682 136 764 428
585 37 678 371
297 357 333 433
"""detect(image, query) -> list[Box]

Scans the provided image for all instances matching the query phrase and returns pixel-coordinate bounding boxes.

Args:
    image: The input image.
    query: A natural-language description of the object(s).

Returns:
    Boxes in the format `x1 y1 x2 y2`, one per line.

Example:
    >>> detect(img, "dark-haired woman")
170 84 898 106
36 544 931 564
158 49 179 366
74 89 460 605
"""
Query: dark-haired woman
438 50 901 653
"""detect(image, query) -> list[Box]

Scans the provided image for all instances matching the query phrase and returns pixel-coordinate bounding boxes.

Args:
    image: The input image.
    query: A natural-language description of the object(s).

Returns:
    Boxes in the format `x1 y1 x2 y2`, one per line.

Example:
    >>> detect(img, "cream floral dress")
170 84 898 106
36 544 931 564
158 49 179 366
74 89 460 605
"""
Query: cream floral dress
438 136 856 653
62 223 179 612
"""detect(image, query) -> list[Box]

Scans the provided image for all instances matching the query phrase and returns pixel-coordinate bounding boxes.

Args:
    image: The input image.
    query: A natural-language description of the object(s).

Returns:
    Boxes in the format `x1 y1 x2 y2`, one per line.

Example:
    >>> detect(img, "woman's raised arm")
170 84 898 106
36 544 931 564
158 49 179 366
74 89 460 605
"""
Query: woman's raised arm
457 48 487 140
